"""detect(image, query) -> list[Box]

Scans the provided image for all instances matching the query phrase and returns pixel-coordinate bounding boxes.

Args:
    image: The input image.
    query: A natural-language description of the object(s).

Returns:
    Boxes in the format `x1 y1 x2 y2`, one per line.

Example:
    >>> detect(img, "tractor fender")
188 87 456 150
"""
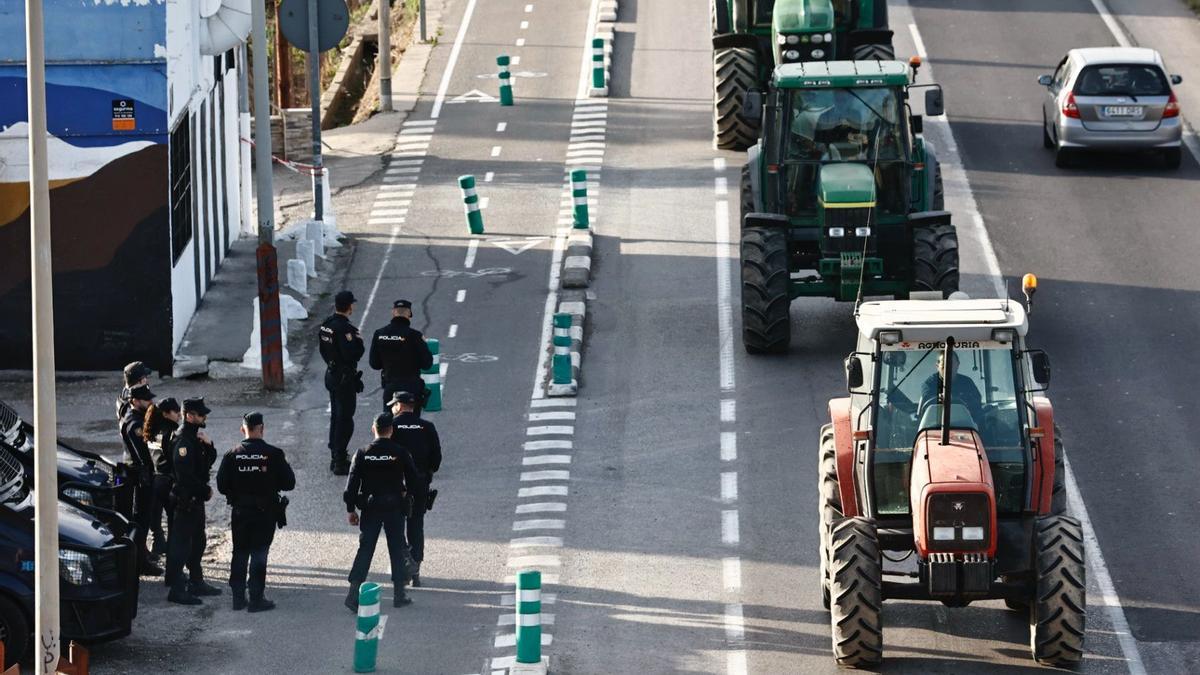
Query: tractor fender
1031 397 1056 514
828 398 859 517
746 143 762 216
924 148 940 212
713 32 761 52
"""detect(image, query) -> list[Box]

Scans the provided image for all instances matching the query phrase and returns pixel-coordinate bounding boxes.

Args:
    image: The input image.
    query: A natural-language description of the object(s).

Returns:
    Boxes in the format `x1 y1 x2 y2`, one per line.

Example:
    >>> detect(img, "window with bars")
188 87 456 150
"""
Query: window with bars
169 117 192 264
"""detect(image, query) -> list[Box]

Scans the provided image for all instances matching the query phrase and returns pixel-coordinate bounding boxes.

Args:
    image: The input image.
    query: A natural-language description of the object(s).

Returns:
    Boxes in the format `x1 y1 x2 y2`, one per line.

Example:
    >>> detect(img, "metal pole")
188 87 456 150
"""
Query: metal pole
419 0 427 43
307 0 324 221
238 43 254 237
24 0 61 671
379 0 393 111
253 0 285 389
274 0 293 109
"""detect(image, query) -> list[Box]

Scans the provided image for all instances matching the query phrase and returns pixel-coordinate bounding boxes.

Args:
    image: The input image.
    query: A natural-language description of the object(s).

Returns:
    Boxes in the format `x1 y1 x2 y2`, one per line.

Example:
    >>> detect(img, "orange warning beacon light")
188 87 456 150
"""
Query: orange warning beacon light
1022 273 1038 313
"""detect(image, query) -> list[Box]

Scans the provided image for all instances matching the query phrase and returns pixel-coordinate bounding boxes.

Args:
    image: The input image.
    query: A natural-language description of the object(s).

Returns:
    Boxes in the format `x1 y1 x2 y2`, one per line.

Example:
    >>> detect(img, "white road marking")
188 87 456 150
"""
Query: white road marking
520 20 529 29
721 472 738 503
448 324 458 338
501 592 555 607
715 200 735 391
520 470 570 481
515 502 566 514
903 7 1146 673
724 603 745 640
510 536 563 548
484 171 495 182
499 613 554 626
721 510 740 545
464 239 478 268
523 455 571 466
516 37 526 47
481 197 490 210
531 229 569 398
511 55 521 66
720 432 737 461
456 289 467 303
528 411 575 421
432 0 479 118
496 122 508 133
385 166 421 175
524 439 572 451
513 519 565 531
714 176 728 195
722 557 742 591
526 426 573 436
524 3 533 11
518 486 567 498
491 145 502 157
530 398 576 408
720 399 735 422
727 651 747 675
575 0 602 100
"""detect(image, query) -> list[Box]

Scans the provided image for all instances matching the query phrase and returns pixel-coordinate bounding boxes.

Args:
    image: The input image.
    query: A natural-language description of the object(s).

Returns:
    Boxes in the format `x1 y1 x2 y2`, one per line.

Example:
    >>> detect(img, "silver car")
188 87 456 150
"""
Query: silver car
1038 47 1183 169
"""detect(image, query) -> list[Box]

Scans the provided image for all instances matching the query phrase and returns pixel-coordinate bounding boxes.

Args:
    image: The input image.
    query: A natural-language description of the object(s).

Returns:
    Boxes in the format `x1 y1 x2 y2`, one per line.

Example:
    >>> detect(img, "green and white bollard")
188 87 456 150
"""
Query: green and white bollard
570 169 589 229
515 570 543 666
459 175 484 234
353 582 387 673
552 315 572 385
421 338 442 412
591 38 606 90
498 55 514 106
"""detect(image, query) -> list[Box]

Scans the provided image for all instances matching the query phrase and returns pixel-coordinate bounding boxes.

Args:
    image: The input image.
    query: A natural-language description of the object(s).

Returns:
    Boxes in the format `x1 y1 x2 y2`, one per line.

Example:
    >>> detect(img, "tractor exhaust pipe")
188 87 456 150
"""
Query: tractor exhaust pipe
941 336 955 446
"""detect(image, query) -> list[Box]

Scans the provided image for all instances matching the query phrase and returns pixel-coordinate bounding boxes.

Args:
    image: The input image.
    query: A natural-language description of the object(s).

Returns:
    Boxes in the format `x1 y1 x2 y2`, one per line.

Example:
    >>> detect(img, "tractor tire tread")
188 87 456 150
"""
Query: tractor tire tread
819 425 842 611
1031 515 1086 667
912 223 960 297
830 517 883 667
852 42 895 61
740 163 754 223
741 227 791 354
714 47 760 150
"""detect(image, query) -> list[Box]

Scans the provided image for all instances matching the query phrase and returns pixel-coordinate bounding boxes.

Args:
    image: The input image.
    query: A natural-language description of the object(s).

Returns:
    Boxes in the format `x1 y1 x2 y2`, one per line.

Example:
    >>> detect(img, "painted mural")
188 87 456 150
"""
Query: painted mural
0 0 173 370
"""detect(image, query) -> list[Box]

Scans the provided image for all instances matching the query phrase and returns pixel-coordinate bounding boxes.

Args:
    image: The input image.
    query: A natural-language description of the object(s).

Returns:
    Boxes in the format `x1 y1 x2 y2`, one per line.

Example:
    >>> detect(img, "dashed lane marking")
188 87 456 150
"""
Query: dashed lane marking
448 324 458 338
517 485 567 498
528 411 575 421
526 426 573 435
523 439 572 451
520 470 570 482
515 502 566 514
523 455 571 465
456 289 467 303
530 398 576 408
464 239 479 269
510 536 563 548
512 519 565 531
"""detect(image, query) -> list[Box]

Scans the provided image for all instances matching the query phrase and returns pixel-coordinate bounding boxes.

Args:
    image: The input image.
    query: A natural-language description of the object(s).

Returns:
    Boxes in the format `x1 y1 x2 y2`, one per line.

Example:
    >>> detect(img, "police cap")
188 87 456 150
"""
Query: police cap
392 299 412 309
123 361 152 385
388 390 416 406
243 411 264 428
183 397 212 416
335 290 357 310
128 384 156 401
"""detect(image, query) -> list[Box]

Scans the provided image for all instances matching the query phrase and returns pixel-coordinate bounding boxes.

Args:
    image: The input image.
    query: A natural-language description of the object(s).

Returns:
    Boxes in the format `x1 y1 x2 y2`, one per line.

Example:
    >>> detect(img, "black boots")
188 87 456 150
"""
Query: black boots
345 585 359 612
330 453 350 476
248 597 276 613
167 583 202 606
394 593 412 607
189 580 222 597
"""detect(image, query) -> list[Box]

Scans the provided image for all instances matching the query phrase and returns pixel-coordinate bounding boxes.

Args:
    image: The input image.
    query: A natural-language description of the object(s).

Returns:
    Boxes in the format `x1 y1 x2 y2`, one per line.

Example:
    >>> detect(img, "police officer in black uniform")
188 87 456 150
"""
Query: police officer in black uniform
119 384 163 576
368 299 433 414
320 290 365 475
388 391 442 587
217 412 296 612
116 361 152 421
343 413 422 611
166 398 222 605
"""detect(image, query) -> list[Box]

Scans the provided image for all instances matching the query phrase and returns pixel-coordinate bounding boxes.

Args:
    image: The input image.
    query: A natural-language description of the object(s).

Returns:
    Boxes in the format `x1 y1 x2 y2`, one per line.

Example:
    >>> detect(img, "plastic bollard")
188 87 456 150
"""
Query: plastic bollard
422 338 442 412
459 175 485 234
552 315 572 384
498 55 514 106
591 38 605 90
515 570 542 665
571 168 589 229
353 582 387 673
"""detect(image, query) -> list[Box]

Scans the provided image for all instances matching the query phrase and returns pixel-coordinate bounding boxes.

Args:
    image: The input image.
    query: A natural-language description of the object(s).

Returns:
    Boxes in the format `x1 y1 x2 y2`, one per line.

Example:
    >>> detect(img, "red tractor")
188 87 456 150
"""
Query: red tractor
819 279 1085 667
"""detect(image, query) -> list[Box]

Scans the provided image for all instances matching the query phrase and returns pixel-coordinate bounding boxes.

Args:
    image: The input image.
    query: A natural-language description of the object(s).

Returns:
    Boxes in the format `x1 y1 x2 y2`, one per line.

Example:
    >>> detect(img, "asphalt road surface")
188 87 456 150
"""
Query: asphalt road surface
59 0 1200 672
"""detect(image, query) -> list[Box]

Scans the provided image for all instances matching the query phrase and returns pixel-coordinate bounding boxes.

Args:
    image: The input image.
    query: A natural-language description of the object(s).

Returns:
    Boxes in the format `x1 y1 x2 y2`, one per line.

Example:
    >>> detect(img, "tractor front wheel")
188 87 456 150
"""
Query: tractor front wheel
741 227 791 354
819 425 842 611
852 42 895 61
714 47 760 150
1030 515 1086 667
830 517 883 667
912 224 960 297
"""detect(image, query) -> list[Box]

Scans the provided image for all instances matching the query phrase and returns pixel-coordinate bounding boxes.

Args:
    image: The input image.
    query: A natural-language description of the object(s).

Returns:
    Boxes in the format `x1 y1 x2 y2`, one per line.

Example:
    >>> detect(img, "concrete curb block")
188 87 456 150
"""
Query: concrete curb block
560 230 593 288
547 292 585 397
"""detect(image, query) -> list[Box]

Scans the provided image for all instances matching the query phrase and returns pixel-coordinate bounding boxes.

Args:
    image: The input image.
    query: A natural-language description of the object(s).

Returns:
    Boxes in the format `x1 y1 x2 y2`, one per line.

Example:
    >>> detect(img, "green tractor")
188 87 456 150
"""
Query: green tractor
712 0 894 149
739 59 959 354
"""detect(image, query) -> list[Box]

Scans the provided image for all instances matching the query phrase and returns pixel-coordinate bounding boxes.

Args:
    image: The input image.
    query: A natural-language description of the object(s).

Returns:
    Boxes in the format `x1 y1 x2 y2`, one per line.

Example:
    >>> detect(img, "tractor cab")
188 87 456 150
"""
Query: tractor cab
819 284 1085 668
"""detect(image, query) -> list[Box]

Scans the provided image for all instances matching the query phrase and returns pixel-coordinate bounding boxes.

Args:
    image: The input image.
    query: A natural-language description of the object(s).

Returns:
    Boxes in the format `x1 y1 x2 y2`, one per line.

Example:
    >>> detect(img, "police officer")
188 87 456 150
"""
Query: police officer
368 299 433 414
116 361 152 421
320 290 365 475
217 412 296 612
166 398 222 605
143 396 181 558
388 391 441 587
119 384 163 576
343 413 422 611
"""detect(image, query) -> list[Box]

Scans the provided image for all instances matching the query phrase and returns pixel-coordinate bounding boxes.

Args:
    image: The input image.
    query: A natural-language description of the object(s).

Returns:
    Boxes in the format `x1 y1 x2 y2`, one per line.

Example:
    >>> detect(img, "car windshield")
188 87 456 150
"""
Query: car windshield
785 87 903 162
871 342 1027 515
1075 64 1168 97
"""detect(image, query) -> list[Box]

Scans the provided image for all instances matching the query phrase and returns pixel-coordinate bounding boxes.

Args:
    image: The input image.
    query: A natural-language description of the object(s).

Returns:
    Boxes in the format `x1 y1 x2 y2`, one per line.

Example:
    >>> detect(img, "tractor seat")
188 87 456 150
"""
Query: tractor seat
917 403 979 436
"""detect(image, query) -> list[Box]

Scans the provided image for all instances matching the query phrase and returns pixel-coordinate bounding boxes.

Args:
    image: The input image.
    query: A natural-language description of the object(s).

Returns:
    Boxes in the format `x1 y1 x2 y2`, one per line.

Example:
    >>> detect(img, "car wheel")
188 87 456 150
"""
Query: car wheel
1163 147 1182 170
1054 146 1074 168
1042 114 1054 149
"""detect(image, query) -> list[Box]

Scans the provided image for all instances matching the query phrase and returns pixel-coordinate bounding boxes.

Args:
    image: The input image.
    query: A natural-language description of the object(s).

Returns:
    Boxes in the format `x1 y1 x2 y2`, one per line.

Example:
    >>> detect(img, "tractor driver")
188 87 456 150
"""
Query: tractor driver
918 352 984 425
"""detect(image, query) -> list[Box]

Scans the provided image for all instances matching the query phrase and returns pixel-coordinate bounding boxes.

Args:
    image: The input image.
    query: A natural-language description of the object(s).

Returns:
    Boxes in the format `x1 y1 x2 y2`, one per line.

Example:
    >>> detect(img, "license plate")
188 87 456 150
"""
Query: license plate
1104 105 1143 118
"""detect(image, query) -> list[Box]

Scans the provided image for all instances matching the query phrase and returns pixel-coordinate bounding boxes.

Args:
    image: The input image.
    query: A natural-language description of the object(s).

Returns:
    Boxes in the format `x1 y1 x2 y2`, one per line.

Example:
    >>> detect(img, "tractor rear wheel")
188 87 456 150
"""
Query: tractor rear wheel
1030 515 1086 667
714 47 760 150
830 517 883 667
740 164 754 224
741 227 791 354
852 42 895 61
819 424 842 611
912 224 959 297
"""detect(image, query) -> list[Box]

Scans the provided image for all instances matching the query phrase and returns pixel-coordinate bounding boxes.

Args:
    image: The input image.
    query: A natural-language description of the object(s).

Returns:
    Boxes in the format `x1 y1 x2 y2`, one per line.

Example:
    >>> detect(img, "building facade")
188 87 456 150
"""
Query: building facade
0 0 245 371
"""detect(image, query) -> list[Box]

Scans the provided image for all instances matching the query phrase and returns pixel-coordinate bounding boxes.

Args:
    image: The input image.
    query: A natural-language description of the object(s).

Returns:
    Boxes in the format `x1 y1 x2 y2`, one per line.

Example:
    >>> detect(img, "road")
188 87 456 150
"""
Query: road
38 0 1197 672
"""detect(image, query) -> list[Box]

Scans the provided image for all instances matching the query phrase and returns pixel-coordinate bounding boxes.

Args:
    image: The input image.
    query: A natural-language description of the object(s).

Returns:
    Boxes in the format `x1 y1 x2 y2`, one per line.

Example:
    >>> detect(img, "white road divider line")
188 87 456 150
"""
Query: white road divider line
720 432 737 461
520 470 570 482
721 510 740 545
456 289 466 303
901 6 1147 673
510 536 563 548
722 557 742 591
491 145 502 157
524 440 573 451
499 613 554 626
724 603 745 641
720 472 737 503
502 593 556 607
526 426 573 436
448 324 458 338
432 0 478 118
523 455 571 466
528 411 575 421
513 519 565 531
515 503 566 514
464 239 478 268
720 399 735 422
529 398 577 408
518 486 567 498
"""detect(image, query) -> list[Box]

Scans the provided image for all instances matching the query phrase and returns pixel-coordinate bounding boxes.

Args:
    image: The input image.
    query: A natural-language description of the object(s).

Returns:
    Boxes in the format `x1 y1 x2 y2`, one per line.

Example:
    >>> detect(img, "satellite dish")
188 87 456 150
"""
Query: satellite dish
198 0 252 55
